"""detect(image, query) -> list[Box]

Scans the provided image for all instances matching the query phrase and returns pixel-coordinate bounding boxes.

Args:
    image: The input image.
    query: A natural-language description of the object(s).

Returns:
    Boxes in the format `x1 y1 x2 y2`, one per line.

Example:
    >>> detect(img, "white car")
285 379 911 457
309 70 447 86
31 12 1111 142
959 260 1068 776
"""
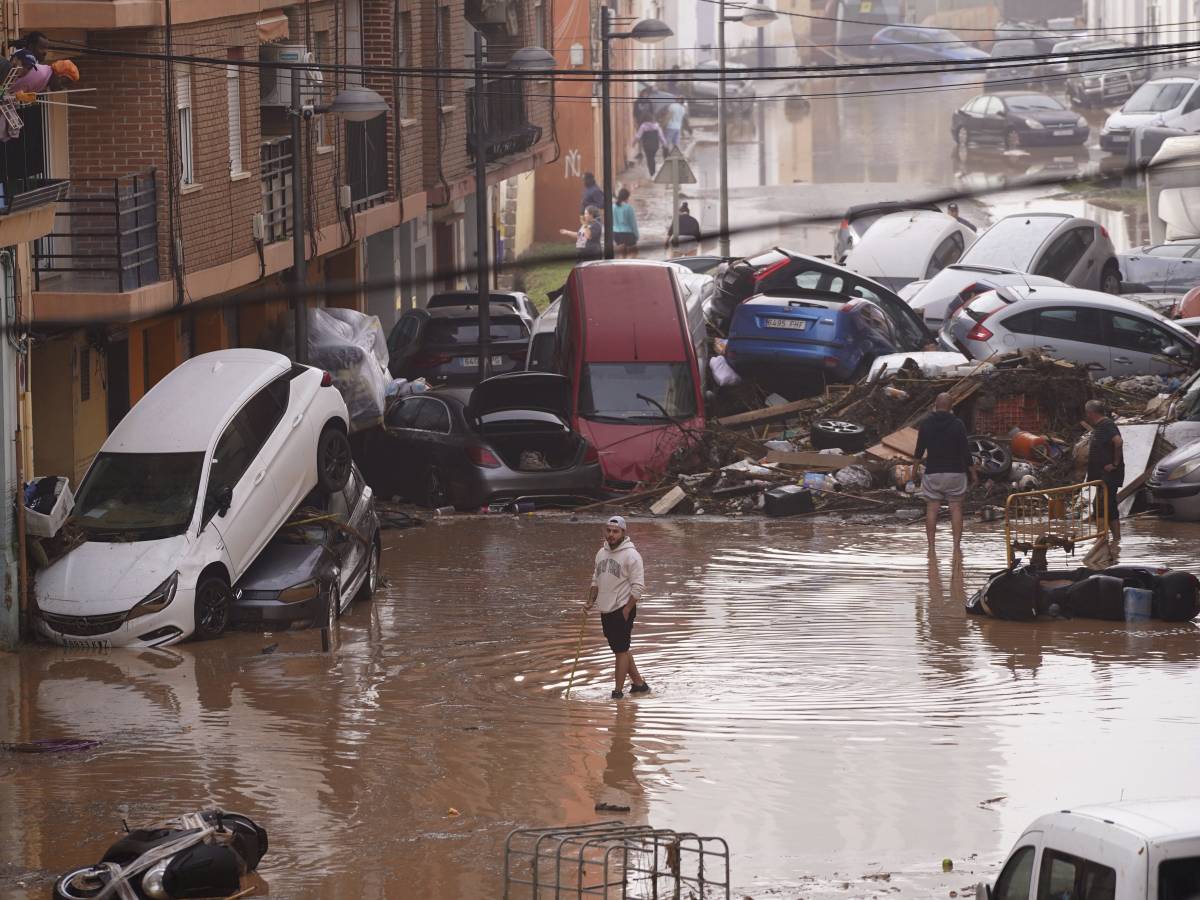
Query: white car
36 349 352 649
1100 74 1200 153
906 262 1067 329
842 210 975 292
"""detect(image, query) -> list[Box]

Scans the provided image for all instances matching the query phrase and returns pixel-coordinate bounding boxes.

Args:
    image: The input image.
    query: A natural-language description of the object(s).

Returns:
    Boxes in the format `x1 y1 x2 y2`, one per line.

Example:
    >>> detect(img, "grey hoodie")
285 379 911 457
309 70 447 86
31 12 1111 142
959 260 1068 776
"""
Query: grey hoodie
591 537 645 615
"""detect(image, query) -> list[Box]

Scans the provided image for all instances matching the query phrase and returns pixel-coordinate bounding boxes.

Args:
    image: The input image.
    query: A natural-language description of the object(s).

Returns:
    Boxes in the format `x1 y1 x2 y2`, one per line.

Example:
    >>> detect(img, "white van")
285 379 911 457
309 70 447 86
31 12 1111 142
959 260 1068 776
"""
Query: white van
1101 72 1200 153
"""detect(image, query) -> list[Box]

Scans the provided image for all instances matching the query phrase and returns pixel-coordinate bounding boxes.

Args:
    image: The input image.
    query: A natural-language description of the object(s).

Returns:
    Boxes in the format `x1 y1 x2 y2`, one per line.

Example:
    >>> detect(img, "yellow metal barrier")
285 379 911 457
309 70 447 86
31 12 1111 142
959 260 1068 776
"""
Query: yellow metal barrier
1004 480 1109 567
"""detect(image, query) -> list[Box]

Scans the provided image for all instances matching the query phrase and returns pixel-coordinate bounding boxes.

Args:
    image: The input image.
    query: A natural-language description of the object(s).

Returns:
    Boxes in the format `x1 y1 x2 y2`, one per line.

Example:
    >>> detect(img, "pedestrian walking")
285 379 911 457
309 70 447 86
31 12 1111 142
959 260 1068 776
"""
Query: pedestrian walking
611 188 639 258
665 202 703 256
561 206 603 260
580 172 604 214
946 201 977 232
1085 399 1124 545
633 119 666 178
914 392 977 554
586 516 649 699
665 97 687 151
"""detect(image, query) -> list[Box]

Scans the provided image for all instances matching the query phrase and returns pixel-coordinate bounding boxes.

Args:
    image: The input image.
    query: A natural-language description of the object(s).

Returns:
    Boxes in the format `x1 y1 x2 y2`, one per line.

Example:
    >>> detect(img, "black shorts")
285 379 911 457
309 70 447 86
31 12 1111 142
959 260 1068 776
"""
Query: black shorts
600 607 637 653
1094 471 1124 521
613 232 638 247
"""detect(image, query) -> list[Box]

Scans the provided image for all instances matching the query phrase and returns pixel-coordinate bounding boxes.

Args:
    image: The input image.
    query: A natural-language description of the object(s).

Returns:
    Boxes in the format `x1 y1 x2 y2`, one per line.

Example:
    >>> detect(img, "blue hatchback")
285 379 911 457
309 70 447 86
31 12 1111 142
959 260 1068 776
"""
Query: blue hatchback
725 291 928 393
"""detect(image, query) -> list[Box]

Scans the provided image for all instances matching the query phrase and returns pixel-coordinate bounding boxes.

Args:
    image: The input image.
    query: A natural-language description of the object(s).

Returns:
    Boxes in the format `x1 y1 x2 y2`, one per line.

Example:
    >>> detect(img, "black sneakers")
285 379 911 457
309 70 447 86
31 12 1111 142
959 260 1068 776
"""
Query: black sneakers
611 690 624 699
629 682 651 695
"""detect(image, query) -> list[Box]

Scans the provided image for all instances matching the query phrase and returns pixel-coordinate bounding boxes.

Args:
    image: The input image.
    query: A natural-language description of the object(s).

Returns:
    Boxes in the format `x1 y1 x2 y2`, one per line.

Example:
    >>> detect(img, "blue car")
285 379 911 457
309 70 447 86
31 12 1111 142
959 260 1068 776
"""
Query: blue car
725 290 930 396
871 26 989 64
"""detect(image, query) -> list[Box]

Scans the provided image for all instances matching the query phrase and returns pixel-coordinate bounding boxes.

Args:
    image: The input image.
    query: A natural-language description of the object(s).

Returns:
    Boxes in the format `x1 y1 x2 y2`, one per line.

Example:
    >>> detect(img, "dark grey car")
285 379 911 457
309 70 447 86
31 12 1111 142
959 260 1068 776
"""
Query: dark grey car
1118 240 1200 293
231 466 380 631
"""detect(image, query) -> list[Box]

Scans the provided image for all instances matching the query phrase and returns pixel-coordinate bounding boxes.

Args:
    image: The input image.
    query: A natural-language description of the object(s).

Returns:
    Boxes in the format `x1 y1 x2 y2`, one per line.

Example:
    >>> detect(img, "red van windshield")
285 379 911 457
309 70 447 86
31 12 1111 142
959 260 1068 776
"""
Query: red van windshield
578 363 697 422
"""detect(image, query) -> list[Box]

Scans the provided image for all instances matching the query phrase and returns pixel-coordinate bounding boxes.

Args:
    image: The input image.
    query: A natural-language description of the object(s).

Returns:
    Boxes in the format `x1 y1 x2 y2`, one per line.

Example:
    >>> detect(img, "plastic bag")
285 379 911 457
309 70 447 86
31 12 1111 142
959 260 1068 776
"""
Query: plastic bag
834 465 873 489
307 308 389 432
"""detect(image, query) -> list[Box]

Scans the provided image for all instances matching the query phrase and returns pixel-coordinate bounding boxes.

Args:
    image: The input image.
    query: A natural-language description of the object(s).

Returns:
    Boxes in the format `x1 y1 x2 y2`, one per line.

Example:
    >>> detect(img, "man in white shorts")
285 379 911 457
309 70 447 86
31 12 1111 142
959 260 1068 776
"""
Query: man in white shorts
914 393 977 554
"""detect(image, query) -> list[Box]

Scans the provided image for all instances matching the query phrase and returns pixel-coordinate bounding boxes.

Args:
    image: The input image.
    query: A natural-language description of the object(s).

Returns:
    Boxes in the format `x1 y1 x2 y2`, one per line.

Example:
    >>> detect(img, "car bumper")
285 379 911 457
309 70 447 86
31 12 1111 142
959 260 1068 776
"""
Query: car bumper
1099 131 1131 151
231 591 328 629
727 342 856 381
1020 127 1089 146
460 462 605 509
1149 481 1200 519
35 589 196 648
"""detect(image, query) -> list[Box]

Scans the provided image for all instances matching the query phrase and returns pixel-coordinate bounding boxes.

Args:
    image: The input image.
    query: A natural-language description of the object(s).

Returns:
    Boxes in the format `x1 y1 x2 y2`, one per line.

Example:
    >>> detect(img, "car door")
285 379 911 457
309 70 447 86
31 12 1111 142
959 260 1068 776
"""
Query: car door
205 388 286 576
1035 847 1117 900
1034 227 1093 287
991 841 1039 900
1105 309 1196 376
387 309 429 377
982 95 1007 142
1175 82 1200 131
1010 305 1112 374
378 396 427 499
332 469 366 597
1124 243 1194 290
259 374 315 520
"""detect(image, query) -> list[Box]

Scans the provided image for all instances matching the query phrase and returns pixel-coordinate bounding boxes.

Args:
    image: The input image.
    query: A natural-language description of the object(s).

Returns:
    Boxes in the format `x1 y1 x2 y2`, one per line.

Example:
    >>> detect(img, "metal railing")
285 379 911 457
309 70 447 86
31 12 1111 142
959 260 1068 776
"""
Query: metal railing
0 175 68 216
346 116 389 213
1004 479 1110 567
260 136 292 243
467 79 542 163
33 171 159 292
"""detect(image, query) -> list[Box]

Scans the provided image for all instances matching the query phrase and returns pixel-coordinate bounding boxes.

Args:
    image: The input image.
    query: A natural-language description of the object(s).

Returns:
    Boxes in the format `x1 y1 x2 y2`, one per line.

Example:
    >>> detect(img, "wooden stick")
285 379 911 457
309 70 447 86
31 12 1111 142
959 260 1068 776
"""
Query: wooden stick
564 606 589 699
573 484 672 511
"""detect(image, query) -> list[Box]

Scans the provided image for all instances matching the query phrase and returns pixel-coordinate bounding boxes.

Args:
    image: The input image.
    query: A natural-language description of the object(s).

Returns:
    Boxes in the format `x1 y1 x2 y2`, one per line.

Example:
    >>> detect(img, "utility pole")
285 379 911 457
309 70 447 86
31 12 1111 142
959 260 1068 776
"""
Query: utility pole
473 30 492 379
290 68 308 364
600 5 615 260
717 0 730 257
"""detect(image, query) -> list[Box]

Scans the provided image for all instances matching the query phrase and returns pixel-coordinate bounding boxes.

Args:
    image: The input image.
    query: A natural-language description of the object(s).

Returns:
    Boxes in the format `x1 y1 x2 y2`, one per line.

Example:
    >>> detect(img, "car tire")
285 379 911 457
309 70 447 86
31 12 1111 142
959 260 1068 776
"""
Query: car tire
53 866 114 900
1100 261 1122 295
969 435 1012 479
1003 128 1021 151
954 125 969 148
193 574 232 640
317 425 352 494
356 538 380 603
811 419 869 452
423 466 449 509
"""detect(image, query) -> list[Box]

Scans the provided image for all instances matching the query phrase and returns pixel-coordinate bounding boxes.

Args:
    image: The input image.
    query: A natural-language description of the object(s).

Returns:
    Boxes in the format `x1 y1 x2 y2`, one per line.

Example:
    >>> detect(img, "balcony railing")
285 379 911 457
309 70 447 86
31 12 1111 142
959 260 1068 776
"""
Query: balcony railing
260 136 292 243
0 175 68 216
346 117 388 213
467 79 542 163
33 171 159 293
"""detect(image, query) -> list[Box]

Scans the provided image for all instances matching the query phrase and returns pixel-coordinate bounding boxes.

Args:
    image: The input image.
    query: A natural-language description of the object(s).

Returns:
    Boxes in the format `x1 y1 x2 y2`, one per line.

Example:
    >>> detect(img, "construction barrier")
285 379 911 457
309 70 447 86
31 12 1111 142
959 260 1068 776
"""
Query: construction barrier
1004 480 1109 567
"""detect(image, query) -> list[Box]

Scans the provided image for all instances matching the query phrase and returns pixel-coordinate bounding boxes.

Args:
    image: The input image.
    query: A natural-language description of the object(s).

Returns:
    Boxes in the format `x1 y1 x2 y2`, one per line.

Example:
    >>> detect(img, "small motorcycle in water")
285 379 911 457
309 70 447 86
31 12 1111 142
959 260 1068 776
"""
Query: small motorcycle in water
53 808 267 899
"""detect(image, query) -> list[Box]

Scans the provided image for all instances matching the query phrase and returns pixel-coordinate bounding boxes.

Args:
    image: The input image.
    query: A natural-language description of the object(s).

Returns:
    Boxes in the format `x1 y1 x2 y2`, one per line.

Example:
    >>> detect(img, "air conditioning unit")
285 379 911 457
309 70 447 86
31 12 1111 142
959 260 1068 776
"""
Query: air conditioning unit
260 43 323 107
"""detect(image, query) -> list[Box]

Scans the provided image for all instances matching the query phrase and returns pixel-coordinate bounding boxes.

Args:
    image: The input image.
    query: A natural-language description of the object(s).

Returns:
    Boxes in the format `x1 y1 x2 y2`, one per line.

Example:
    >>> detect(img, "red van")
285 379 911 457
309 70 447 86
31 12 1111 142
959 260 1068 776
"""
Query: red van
554 261 708 486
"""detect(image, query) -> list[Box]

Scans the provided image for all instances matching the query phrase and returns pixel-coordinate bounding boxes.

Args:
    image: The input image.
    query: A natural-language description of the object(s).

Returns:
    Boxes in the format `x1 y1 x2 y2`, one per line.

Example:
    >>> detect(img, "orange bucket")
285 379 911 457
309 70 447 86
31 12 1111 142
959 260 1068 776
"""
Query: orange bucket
1011 431 1049 461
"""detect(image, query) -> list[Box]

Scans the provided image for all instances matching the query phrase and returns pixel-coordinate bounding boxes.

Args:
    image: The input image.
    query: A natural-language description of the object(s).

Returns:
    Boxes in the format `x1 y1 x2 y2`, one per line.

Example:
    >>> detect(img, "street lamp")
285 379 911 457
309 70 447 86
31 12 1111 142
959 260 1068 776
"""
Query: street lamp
599 7 673 260
288 73 388 363
471 34 555 379
717 1 776 258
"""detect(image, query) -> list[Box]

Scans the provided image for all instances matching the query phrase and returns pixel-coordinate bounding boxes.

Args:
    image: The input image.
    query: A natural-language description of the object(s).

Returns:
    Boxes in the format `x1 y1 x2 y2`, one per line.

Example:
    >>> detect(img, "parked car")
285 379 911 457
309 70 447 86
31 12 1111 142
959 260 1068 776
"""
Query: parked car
1118 238 1200 292
668 254 725 275
992 20 1067 54
1064 39 1149 106
557 260 709 486
955 212 1122 294
425 290 539 328
35 349 353 649
1101 72 1200 152
526 298 560 372
870 26 988 63
974 798 1200 900
834 200 944 263
231 465 380 630
942 285 1200 376
953 91 1089 149
708 248 933 335
842 210 975 291
680 60 755 116
982 39 1042 89
1179 315 1200 337
361 372 602 509
725 290 931 395
387 303 531 385
906 263 1067 328
1148 438 1200 519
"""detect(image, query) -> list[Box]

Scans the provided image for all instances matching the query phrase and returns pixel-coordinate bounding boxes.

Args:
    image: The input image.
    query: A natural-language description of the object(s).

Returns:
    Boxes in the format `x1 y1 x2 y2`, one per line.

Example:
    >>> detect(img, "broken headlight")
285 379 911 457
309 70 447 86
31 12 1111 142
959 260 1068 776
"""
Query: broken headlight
277 579 319 604
127 572 179 621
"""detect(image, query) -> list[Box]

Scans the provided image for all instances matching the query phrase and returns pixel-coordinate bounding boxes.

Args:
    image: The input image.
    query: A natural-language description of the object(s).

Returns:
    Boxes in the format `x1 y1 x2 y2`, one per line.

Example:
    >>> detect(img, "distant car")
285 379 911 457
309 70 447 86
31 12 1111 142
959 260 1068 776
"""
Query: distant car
387 304 531 385
983 39 1042 89
1118 239 1200 292
1064 39 1149 106
992 21 1069 54
725 291 931 395
956 212 1122 294
942 285 1200 377
681 60 754 116
668 254 726 275
232 465 380 631
842 210 975 291
1101 73 1200 152
871 25 988 63
361 373 602 510
952 91 1089 149
425 290 539 328
906 263 1067 328
834 200 945 263
1148 438 1200 520
708 247 934 337
36 350 353 649
525 298 560 372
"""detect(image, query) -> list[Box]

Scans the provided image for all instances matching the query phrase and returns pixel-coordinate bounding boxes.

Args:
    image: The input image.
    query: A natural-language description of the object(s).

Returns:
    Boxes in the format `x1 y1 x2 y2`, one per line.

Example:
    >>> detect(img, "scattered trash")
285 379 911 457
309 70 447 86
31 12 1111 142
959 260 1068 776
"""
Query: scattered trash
942 858 954 872
260 643 279 655
594 802 632 812
834 465 873 489
3 738 102 753
23 475 73 539
448 808 461 817
764 484 816 517
435 506 456 516
709 354 743 387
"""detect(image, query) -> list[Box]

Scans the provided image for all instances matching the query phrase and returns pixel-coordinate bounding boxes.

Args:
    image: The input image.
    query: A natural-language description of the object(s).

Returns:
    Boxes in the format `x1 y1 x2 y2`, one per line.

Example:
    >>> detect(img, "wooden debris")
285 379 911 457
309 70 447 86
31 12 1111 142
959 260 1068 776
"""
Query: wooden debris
716 397 824 428
650 485 688 516
763 450 856 469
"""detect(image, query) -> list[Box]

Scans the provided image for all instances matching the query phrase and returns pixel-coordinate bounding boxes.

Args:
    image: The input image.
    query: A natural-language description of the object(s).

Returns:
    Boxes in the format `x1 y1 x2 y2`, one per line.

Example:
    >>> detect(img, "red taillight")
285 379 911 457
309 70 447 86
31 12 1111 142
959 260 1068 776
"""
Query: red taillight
413 352 453 368
582 442 599 465
320 371 334 387
467 445 502 468
838 218 849 230
1100 226 1110 240
753 258 791 284
966 322 994 341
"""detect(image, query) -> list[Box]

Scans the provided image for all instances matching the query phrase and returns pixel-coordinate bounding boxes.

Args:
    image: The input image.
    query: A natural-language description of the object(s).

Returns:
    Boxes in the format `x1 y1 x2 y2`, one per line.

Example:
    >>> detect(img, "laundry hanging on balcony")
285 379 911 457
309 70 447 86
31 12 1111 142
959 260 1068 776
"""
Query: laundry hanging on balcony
0 58 87 142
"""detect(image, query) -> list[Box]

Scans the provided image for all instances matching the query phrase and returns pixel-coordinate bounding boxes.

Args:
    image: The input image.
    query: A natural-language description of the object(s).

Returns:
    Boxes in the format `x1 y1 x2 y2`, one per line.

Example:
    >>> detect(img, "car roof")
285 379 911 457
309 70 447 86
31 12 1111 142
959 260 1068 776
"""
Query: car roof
571 261 687 362
105 349 292 454
1037 799 1200 842
845 213 965 273
423 304 524 320
844 199 943 221
1001 285 1199 326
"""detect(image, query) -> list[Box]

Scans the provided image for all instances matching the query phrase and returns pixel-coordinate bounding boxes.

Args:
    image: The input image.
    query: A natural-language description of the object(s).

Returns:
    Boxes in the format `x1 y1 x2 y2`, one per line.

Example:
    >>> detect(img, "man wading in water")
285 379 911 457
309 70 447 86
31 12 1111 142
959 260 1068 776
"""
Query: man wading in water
586 516 649 699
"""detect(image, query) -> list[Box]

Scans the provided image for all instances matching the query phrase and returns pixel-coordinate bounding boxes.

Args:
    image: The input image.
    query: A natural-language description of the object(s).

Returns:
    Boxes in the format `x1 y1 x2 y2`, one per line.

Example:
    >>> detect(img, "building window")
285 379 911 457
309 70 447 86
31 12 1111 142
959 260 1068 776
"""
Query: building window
534 0 546 49
397 11 412 119
345 0 363 85
175 67 194 185
227 55 244 175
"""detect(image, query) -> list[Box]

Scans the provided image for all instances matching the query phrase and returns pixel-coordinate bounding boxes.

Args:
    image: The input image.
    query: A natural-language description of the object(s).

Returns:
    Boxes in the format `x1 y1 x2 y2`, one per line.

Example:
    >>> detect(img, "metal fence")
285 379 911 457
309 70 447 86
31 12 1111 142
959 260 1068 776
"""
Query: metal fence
260 137 292 243
33 171 158 292
1004 479 1110 567
467 78 542 163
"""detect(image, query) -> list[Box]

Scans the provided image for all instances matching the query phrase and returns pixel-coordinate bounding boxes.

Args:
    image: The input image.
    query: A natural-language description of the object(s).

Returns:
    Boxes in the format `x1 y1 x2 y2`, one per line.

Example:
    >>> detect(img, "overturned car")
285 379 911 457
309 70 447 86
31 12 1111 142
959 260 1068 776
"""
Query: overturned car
967 564 1200 622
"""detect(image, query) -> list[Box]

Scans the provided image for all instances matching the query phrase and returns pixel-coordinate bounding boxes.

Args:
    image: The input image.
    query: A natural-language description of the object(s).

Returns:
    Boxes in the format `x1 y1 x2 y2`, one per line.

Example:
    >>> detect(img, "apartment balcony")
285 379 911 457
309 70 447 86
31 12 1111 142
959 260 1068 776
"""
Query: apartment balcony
467 80 543 164
260 136 292 243
0 174 68 246
346 117 389 213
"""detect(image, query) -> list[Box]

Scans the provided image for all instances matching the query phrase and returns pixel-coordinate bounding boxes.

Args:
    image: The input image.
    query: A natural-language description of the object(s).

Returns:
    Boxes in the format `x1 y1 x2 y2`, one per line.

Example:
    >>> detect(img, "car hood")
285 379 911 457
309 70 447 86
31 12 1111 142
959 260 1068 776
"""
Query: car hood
950 47 990 60
36 534 191 613
577 417 701 484
1105 110 1160 130
469 372 571 421
1018 109 1082 127
238 540 328 592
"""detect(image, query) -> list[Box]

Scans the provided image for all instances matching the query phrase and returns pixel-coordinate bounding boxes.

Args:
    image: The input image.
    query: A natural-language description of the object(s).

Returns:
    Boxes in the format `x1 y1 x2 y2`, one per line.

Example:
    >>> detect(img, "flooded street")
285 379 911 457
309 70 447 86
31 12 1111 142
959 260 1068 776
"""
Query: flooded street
5 516 1200 898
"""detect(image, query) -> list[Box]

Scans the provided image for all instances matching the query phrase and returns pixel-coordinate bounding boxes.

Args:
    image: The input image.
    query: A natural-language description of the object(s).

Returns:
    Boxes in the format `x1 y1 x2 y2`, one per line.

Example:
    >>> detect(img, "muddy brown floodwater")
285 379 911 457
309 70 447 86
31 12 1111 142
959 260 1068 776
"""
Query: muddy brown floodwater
3 516 1200 898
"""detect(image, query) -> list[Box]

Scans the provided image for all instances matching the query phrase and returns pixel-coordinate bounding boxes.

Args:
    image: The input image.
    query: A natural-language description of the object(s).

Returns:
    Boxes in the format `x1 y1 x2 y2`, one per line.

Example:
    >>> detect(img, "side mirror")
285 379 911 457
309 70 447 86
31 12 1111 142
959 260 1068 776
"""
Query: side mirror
216 485 234 518
1163 344 1182 358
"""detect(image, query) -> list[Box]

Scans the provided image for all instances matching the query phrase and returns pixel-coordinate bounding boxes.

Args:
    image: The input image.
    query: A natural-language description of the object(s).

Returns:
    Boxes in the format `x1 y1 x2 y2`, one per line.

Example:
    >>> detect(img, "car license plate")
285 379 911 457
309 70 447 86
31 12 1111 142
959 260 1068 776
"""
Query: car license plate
764 317 807 330
461 355 505 367
60 638 111 649
1111 134 1129 142
1052 129 1073 136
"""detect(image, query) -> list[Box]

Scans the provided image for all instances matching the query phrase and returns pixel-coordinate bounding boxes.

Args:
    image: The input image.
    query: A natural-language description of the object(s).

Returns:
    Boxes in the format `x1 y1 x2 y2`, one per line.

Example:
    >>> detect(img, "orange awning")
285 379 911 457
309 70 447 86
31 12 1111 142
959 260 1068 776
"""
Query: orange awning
256 11 290 43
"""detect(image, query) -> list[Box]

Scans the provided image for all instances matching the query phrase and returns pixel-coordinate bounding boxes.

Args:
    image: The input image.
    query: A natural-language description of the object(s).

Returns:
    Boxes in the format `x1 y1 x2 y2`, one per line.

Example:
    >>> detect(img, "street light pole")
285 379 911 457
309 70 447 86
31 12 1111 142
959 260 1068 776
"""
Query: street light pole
290 70 308 363
600 5 615 260
717 0 730 258
473 30 492 379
